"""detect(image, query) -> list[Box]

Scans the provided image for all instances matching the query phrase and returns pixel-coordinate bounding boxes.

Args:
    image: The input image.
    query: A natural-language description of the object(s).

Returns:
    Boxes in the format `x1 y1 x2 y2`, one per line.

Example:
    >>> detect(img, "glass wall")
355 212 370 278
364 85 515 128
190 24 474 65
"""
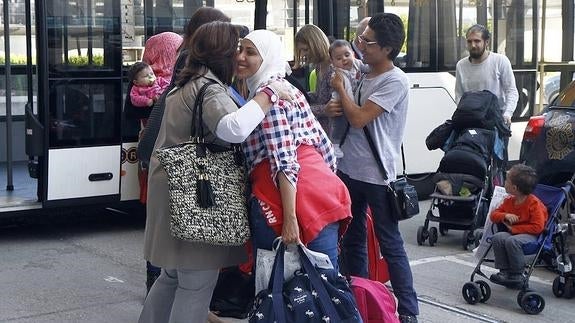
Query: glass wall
267 0 313 62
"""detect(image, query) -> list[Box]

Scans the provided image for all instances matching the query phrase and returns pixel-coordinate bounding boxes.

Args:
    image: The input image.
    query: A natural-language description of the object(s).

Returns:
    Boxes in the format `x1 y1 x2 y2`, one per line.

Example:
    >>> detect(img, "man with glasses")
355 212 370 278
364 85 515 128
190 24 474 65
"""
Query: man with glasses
329 13 419 323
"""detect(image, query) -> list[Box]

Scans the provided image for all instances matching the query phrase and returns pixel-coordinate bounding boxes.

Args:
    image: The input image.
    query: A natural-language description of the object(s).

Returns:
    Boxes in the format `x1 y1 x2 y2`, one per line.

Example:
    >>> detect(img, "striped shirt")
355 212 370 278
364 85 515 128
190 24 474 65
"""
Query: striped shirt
242 77 336 188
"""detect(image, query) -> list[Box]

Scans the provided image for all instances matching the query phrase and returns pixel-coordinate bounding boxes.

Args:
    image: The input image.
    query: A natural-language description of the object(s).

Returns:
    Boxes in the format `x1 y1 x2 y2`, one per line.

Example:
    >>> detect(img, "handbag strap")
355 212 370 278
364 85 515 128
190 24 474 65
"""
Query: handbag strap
364 127 408 179
182 80 242 153
270 243 288 323
363 126 389 180
188 80 217 139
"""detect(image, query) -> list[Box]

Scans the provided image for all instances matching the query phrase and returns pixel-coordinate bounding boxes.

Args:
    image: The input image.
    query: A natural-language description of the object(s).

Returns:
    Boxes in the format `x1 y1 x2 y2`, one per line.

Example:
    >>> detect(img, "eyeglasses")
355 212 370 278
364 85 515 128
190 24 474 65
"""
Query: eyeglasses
357 34 378 46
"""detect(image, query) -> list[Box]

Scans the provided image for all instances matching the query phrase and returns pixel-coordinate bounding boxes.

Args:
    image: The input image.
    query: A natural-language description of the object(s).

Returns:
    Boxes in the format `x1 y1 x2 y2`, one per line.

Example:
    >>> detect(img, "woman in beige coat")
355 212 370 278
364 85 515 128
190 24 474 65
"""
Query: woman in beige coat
139 21 284 323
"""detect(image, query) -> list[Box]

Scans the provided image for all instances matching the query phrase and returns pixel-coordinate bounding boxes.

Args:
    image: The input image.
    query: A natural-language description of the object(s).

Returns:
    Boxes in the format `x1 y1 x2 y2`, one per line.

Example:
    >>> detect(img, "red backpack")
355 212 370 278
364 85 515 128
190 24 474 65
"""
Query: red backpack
367 211 390 283
350 276 399 323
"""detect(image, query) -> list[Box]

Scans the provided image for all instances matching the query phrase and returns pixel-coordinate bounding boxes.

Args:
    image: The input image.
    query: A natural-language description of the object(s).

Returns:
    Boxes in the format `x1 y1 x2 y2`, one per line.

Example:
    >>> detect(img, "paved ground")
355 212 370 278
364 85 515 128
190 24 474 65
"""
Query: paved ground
1 201 574 322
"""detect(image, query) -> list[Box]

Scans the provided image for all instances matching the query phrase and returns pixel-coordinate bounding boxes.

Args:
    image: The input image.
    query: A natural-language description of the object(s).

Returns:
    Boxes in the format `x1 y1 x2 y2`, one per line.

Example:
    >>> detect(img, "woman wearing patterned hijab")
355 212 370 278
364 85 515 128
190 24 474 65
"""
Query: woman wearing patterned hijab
236 29 352 269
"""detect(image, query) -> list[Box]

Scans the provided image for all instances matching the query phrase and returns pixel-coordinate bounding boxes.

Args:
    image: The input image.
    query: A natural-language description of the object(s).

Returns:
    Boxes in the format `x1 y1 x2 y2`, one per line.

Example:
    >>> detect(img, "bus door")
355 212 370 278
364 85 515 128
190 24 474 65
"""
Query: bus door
34 0 123 207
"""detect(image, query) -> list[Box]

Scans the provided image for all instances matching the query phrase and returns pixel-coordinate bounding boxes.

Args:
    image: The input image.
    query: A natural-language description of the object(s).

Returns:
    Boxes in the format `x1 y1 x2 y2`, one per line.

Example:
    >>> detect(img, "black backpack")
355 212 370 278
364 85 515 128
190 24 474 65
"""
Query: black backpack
452 90 500 131
450 128 494 162
425 119 454 151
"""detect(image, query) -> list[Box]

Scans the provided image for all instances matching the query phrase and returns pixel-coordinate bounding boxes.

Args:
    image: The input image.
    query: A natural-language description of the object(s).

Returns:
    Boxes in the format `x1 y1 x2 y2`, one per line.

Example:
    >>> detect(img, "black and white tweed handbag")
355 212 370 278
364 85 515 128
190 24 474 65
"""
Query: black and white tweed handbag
155 81 250 246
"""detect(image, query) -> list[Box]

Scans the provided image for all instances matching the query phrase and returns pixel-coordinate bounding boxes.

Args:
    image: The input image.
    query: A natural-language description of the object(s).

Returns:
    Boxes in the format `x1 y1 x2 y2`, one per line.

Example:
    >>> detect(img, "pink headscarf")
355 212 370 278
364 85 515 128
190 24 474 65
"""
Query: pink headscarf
141 32 183 89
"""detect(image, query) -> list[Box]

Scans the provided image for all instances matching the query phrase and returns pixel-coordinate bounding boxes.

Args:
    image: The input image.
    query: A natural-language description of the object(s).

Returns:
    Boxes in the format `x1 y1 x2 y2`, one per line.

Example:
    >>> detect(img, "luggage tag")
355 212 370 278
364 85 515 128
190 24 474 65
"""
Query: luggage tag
301 246 334 270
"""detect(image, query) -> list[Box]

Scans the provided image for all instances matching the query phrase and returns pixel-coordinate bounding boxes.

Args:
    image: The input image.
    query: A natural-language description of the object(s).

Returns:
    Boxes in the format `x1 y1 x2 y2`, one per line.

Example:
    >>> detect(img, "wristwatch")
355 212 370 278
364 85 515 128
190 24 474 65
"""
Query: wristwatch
261 86 279 104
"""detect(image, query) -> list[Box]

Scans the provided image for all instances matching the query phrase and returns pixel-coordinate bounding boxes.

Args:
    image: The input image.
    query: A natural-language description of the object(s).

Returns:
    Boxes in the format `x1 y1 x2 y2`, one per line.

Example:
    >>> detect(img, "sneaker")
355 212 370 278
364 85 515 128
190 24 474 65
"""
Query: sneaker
489 272 509 285
504 273 524 289
399 314 418 323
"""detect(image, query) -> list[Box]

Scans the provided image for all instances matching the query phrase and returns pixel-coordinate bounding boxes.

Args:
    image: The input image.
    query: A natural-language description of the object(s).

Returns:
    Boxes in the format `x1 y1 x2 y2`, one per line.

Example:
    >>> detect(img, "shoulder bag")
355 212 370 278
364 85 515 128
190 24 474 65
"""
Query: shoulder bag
364 126 419 221
155 80 250 246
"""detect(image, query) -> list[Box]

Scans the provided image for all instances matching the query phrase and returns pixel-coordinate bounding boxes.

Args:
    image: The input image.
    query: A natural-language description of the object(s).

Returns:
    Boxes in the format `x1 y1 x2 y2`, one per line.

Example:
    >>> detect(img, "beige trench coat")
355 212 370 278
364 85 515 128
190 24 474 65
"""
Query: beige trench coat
143 71 247 269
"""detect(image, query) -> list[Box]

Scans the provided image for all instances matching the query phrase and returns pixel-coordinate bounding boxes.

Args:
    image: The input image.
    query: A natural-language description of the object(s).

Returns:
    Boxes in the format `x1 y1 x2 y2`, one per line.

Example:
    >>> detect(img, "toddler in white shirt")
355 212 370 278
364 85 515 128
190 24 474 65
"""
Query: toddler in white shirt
328 40 362 158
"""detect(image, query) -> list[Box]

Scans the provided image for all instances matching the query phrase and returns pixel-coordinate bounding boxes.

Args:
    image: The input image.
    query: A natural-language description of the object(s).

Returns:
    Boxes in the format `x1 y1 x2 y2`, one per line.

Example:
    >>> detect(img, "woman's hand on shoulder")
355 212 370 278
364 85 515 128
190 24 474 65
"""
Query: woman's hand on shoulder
266 80 295 103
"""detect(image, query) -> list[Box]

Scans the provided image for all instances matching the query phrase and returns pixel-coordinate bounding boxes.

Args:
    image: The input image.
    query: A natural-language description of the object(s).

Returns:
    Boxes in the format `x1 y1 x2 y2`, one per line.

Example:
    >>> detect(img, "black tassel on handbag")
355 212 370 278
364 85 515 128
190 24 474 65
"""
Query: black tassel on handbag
197 164 216 208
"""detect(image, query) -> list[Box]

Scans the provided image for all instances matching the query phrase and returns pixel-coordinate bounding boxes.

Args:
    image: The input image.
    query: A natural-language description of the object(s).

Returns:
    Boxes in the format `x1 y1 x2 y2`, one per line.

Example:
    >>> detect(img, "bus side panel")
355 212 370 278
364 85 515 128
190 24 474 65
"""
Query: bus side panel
47 146 121 201
400 73 457 175
120 142 141 201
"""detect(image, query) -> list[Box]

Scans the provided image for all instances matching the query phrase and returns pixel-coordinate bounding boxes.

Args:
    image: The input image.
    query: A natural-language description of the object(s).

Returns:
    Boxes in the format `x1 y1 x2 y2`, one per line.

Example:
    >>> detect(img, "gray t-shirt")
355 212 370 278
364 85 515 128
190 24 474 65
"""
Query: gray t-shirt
338 66 409 185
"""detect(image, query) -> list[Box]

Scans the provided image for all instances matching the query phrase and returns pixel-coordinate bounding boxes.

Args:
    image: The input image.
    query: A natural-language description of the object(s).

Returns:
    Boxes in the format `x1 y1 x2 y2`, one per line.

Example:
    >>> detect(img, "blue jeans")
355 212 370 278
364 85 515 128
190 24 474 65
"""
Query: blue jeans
248 197 340 273
338 171 419 316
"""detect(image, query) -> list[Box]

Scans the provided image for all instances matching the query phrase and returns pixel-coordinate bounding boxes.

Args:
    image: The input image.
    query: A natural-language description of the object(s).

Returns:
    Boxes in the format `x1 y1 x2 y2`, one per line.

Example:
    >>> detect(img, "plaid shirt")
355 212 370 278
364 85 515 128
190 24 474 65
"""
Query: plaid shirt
243 77 336 187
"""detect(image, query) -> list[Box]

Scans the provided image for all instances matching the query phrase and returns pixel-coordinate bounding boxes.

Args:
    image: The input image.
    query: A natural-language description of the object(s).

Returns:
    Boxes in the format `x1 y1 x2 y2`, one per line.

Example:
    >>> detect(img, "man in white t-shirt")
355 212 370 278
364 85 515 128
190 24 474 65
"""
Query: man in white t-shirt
455 24 519 126
328 13 419 323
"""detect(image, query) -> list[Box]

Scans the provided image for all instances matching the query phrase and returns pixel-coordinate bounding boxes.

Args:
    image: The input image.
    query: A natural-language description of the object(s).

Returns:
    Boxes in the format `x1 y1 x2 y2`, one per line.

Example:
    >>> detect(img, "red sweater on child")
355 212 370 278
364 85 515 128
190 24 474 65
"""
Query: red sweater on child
490 194 548 235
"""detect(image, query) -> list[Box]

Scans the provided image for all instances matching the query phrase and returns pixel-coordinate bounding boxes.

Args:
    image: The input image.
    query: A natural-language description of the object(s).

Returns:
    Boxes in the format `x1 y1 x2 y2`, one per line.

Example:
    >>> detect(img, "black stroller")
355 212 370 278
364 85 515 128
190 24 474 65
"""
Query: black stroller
419 90 509 249
462 183 573 314
417 127 500 249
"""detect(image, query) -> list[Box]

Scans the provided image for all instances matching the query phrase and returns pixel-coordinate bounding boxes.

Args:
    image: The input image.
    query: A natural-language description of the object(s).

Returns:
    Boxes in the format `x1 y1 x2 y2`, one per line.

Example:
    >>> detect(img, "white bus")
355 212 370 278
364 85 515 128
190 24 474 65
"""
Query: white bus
1 0 571 215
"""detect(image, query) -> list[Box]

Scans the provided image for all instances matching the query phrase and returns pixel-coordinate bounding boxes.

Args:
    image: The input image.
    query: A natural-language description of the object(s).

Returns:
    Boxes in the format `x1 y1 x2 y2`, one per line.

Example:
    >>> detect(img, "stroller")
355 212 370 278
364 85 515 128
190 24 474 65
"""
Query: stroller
461 183 573 314
550 179 575 298
419 91 509 249
417 127 502 249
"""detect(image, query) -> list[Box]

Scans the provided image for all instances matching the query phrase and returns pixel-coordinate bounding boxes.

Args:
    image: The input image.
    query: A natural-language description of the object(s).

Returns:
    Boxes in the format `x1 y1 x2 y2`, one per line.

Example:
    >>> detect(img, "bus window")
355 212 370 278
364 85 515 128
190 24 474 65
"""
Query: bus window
49 82 121 147
42 1 123 149
45 2 122 74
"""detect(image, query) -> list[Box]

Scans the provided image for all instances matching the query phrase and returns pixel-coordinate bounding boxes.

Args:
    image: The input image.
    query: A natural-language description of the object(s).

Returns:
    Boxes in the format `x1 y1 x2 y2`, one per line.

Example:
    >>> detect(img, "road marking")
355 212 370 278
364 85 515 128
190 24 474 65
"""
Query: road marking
409 253 468 266
418 296 503 323
104 276 124 283
411 254 553 286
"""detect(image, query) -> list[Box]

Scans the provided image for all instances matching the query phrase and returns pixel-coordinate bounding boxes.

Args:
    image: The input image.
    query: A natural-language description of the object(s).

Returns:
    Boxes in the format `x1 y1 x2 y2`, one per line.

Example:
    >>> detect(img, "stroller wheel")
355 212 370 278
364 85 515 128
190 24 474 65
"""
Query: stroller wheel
517 289 532 306
462 282 481 304
417 226 427 246
519 291 545 315
462 230 475 250
552 276 565 298
439 223 448 236
428 227 438 246
563 277 575 299
475 280 491 303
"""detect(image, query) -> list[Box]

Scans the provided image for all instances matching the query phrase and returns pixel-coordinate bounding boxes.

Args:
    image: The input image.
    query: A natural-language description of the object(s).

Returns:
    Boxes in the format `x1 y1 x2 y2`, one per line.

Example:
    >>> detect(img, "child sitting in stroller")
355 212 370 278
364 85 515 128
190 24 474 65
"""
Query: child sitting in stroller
489 164 548 286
